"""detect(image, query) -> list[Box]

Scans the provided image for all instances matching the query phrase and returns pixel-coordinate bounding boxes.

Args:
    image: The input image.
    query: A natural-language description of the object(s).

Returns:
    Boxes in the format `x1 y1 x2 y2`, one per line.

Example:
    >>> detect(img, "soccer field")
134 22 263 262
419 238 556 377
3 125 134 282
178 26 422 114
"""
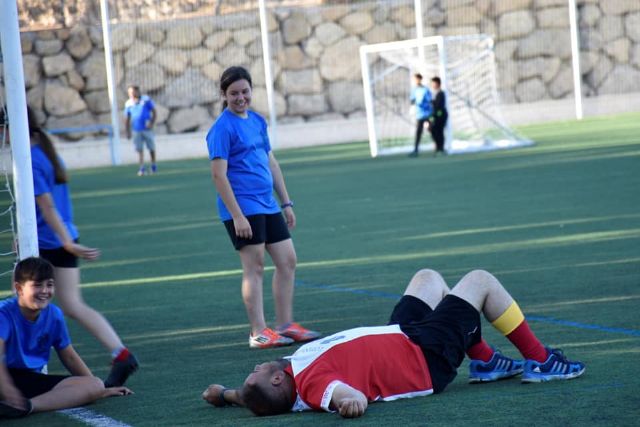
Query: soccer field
1 113 639 426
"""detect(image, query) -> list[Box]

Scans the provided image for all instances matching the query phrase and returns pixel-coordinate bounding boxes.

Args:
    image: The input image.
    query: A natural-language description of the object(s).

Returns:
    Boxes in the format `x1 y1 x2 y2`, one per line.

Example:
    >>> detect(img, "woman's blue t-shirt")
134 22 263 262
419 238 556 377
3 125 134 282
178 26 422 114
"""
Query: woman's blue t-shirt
0 297 71 372
205 109 279 221
31 144 79 249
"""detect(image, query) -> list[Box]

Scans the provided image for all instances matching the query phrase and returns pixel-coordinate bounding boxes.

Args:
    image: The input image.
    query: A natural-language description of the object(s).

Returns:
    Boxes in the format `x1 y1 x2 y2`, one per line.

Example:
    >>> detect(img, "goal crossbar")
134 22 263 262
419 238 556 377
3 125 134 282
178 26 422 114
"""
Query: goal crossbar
360 35 533 158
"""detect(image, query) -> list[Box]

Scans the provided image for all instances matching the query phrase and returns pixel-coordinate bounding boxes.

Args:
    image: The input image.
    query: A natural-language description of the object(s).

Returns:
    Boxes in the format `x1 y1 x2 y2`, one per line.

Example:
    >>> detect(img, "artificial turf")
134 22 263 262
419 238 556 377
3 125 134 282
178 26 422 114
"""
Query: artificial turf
0 112 639 426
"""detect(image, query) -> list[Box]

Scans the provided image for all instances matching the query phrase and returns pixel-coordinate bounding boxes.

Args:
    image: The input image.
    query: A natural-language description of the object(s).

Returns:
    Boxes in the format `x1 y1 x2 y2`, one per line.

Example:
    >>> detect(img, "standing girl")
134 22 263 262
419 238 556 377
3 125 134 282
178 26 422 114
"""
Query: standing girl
206 66 319 349
21 107 138 387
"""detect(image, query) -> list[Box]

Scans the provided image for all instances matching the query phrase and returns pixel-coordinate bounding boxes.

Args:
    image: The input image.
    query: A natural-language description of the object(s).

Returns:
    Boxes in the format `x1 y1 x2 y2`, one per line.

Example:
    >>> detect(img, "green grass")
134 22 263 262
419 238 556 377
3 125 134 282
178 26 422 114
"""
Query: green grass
1 112 639 426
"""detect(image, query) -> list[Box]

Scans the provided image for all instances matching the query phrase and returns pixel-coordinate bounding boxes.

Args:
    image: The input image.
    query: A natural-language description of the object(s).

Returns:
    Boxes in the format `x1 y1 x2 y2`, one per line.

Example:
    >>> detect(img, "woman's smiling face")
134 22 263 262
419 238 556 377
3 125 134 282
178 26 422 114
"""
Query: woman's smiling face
223 79 252 117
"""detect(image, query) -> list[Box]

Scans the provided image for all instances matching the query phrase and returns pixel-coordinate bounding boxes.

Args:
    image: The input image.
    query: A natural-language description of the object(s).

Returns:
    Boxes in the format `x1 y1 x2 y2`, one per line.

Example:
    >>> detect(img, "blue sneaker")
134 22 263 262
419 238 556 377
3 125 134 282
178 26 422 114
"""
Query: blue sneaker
522 348 585 383
469 349 524 383
137 166 146 176
150 164 157 174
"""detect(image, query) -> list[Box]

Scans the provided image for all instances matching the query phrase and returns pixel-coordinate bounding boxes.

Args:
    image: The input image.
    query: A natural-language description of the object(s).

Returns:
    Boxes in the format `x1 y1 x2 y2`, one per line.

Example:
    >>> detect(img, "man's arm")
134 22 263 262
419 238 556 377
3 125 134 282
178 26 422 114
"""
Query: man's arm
148 107 156 129
57 345 93 377
330 383 368 418
124 115 132 139
202 384 244 407
0 340 29 411
435 92 446 114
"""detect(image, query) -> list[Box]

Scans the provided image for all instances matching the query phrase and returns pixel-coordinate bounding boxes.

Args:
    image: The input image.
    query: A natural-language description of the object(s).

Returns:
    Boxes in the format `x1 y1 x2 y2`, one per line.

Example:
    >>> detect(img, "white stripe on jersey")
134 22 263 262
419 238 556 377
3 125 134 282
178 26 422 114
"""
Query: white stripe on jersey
286 325 406 376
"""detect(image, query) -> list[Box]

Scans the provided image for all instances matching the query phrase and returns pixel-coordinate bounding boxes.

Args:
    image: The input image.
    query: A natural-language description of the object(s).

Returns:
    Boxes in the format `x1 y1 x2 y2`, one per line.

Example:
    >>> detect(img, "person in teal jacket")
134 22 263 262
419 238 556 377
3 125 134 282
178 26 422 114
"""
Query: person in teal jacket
409 73 433 157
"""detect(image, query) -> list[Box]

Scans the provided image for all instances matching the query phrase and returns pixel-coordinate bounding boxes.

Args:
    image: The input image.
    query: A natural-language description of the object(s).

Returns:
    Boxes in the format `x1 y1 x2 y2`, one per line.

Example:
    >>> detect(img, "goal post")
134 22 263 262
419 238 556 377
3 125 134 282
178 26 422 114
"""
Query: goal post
360 35 532 158
1 0 39 266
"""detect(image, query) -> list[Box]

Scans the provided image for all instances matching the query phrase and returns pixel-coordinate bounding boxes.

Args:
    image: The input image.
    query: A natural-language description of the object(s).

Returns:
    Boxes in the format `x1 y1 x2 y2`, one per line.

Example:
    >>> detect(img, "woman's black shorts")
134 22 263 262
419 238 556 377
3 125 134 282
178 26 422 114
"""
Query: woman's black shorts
39 239 79 268
223 213 291 250
388 294 482 393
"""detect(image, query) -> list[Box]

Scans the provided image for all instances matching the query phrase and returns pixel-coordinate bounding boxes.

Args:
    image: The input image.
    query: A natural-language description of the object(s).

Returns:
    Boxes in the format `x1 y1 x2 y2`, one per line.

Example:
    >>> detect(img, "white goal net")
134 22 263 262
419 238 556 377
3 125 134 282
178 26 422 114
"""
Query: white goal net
360 35 532 157
0 100 17 278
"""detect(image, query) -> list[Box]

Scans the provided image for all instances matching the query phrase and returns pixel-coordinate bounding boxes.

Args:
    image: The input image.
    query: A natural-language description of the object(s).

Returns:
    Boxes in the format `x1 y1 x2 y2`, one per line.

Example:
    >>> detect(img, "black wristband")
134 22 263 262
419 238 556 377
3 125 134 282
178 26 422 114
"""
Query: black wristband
281 201 294 209
219 388 231 406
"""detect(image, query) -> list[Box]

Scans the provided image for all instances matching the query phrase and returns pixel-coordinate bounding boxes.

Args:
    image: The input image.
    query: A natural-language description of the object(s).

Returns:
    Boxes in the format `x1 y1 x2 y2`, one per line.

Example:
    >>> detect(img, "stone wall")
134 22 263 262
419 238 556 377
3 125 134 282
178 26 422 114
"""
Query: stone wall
5 0 640 138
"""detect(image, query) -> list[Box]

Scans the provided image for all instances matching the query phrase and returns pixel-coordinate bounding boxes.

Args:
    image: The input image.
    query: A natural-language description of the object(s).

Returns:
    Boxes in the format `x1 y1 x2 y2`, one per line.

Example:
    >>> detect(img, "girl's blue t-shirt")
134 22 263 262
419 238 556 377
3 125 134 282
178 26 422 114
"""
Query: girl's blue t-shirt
0 297 71 372
31 144 78 249
205 109 279 221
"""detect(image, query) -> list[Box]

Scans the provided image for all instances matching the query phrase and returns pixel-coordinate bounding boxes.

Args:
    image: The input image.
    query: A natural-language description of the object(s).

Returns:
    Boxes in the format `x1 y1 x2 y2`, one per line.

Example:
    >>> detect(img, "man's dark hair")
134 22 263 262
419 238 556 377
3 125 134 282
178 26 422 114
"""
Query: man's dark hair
414 73 423 80
431 76 441 86
242 380 294 417
14 257 54 284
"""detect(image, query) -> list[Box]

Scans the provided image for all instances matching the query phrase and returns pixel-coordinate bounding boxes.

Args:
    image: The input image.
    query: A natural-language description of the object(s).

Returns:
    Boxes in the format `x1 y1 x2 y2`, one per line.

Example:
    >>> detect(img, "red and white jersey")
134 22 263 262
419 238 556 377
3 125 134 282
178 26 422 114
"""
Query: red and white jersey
287 325 433 412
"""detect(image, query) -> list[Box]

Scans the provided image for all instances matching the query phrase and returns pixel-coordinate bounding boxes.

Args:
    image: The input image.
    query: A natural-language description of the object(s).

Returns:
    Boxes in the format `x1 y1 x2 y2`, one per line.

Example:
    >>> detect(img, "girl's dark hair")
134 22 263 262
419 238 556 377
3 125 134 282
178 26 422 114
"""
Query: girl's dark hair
220 66 252 109
14 257 55 285
27 106 67 184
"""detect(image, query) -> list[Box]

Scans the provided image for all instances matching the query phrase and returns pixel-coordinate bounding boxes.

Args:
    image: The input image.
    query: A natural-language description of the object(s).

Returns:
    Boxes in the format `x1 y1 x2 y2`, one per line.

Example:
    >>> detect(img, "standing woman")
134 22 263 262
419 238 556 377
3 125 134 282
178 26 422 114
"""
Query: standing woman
23 107 138 387
206 66 320 349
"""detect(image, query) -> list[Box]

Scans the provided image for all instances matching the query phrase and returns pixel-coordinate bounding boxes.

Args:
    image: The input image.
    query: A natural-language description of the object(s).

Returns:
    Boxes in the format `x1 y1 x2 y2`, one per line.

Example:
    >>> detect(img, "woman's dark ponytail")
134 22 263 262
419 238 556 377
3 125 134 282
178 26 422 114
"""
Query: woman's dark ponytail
27 107 68 184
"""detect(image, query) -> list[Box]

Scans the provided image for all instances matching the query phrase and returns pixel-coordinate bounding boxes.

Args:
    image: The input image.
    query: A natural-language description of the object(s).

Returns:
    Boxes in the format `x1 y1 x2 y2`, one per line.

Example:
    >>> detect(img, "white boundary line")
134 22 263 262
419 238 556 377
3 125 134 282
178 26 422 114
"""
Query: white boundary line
58 407 133 427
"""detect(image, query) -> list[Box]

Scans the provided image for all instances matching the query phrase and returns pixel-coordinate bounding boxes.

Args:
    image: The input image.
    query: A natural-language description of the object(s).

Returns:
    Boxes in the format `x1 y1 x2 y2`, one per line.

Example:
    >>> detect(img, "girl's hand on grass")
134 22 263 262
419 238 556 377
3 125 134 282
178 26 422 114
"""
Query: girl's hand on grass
104 386 133 398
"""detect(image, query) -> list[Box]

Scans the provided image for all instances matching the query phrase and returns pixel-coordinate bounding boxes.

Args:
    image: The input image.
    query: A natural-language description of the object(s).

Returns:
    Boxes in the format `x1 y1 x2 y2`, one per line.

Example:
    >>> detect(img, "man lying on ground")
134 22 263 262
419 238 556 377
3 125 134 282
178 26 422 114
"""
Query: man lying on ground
202 268 585 418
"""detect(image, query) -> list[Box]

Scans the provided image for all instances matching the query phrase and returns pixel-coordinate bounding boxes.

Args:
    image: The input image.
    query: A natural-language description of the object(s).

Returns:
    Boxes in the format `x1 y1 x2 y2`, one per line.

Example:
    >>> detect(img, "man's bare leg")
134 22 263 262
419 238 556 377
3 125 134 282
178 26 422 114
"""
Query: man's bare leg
402 269 449 308
450 270 585 382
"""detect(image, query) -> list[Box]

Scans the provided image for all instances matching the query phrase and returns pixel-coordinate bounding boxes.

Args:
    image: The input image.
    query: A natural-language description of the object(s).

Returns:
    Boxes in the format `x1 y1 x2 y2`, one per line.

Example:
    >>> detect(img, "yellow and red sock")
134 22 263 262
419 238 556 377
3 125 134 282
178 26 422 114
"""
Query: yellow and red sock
467 338 494 362
492 302 547 363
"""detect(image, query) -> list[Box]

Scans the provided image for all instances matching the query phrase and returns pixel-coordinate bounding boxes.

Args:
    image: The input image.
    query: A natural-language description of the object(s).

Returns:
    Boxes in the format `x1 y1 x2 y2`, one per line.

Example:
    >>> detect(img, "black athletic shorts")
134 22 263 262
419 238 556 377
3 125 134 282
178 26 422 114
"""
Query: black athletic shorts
8 368 69 398
388 294 482 393
223 213 291 250
39 239 79 268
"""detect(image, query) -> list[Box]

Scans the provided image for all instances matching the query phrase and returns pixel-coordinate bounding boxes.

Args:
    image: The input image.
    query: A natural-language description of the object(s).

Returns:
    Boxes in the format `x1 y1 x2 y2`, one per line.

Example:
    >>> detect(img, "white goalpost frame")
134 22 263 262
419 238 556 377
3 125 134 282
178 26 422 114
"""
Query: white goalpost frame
100 0 122 165
0 1 39 259
360 45 380 158
259 0 278 148
567 0 583 120
360 34 532 158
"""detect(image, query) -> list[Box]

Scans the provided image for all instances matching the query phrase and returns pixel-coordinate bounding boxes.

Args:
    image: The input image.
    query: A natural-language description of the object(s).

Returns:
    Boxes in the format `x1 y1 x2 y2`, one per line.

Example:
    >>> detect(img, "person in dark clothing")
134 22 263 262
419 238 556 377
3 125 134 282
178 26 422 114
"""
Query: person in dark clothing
428 77 448 155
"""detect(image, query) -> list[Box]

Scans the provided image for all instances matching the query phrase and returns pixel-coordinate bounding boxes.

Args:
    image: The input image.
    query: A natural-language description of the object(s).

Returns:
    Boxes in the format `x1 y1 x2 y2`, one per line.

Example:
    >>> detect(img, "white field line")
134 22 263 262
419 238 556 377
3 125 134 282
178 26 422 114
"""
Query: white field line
58 407 133 427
